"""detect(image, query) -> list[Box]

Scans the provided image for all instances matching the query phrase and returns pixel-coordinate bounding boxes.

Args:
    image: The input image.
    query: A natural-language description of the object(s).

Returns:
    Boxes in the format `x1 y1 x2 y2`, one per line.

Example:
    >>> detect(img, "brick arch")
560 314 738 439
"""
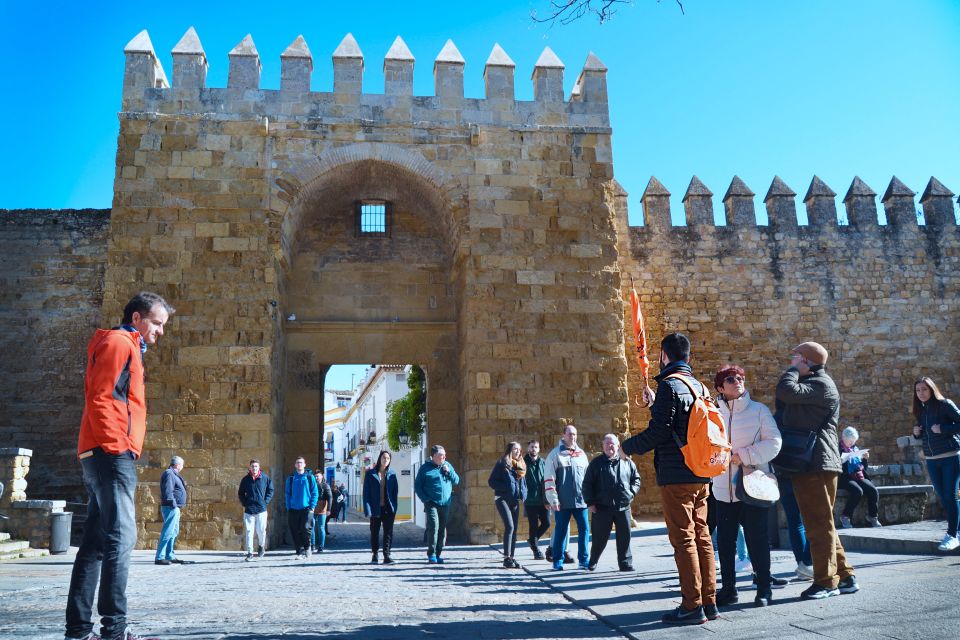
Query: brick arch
272 142 467 269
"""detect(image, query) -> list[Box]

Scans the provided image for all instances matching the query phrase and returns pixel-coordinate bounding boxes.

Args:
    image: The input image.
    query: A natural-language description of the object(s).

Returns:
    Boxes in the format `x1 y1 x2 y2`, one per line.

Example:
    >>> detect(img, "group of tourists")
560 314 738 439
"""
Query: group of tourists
63 291 960 639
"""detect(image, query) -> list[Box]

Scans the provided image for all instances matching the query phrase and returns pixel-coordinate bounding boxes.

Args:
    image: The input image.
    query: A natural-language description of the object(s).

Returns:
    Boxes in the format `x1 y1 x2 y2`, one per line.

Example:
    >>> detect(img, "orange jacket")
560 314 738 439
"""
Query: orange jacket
77 329 147 458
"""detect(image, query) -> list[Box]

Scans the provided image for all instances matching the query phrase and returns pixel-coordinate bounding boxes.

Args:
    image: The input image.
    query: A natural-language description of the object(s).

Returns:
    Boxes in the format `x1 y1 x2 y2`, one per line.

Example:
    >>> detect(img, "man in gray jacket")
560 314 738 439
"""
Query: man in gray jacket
544 424 590 570
776 342 858 600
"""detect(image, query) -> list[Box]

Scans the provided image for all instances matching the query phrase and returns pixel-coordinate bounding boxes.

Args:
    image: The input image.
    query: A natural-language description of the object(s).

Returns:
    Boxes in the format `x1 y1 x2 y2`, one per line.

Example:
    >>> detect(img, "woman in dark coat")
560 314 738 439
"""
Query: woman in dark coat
363 451 400 564
488 441 528 569
913 376 960 552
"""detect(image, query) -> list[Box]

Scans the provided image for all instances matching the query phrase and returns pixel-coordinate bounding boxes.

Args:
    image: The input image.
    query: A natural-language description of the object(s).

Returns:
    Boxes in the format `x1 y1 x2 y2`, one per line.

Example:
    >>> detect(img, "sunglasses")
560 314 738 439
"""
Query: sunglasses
723 375 745 384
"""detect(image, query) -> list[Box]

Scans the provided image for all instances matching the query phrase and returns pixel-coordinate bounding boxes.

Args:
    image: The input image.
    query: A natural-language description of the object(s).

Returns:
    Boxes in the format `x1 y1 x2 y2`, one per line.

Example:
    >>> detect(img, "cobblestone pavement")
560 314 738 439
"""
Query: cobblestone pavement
2 517 959 639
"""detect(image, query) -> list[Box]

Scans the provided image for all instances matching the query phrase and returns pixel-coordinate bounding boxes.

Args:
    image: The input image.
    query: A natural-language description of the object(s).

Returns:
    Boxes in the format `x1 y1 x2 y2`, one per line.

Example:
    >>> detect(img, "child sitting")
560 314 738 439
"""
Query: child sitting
838 426 881 528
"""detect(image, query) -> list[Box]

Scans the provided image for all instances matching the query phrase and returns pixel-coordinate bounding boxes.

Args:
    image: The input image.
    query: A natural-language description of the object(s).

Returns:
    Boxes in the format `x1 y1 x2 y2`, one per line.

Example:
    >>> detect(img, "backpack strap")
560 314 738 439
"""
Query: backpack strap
664 373 704 449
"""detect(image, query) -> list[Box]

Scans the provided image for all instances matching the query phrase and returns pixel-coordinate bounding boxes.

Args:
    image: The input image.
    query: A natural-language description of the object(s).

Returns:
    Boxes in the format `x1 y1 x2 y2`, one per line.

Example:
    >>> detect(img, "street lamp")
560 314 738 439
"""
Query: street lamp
398 427 410 448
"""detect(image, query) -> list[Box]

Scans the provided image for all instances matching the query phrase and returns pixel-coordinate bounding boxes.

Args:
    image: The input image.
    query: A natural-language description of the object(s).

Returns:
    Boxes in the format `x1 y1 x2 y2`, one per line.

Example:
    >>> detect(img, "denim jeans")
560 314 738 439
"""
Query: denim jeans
65 449 138 640
926 455 960 537
778 474 812 565
551 507 589 566
156 506 181 560
312 514 327 550
424 502 449 557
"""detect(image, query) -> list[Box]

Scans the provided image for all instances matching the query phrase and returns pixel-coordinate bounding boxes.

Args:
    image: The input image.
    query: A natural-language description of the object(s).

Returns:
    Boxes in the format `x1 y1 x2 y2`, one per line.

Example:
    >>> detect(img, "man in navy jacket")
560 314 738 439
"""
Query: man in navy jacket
238 459 274 560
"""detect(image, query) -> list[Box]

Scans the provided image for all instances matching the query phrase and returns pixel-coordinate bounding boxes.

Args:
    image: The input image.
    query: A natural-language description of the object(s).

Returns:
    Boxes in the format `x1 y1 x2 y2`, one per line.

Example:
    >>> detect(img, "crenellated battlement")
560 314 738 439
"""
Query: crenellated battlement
120 29 611 130
636 174 958 232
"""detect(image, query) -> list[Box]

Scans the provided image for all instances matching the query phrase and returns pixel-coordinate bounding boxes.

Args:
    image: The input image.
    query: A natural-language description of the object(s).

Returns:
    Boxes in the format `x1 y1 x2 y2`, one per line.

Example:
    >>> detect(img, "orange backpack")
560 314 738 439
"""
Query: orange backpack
665 374 732 478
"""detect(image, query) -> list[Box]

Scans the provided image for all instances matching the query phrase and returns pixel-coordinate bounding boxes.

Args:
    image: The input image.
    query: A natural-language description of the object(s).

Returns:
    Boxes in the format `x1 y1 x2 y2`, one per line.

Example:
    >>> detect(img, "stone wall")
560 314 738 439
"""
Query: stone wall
620 176 959 512
0 210 111 501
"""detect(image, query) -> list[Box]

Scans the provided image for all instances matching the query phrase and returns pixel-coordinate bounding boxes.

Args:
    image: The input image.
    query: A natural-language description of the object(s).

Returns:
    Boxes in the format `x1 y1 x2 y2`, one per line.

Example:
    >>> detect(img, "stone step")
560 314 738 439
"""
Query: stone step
0 539 28 554
837 520 960 555
0 544 49 562
0 531 10 541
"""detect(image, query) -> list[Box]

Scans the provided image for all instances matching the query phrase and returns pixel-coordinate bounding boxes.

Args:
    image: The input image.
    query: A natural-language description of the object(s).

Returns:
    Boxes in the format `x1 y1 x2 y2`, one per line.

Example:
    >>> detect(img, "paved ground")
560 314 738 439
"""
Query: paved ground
2 517 958 639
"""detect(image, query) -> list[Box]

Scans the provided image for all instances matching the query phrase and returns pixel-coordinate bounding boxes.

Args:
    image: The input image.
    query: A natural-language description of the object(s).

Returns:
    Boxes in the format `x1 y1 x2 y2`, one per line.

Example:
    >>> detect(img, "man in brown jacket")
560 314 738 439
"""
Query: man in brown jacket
776 341 859 600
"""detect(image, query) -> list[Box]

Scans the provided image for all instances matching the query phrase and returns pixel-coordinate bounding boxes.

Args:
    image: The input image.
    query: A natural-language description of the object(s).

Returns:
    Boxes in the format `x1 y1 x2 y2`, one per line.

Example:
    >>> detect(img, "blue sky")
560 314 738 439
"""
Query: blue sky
1 1 957 224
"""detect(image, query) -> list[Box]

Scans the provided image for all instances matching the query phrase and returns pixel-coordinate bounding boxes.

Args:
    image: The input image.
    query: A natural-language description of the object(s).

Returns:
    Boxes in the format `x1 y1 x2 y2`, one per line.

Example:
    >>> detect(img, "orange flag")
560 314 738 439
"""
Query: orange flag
629 275 650 384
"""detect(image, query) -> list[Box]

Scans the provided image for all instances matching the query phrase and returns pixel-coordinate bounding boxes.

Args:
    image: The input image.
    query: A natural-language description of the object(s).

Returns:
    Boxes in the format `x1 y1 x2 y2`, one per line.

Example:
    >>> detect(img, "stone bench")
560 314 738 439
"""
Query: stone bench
835 484 935 526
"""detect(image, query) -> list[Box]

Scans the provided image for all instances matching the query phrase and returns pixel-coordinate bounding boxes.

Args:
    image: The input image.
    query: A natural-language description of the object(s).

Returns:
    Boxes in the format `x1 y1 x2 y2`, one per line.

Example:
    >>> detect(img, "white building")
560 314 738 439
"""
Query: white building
322 389 352 490
325 365 426 524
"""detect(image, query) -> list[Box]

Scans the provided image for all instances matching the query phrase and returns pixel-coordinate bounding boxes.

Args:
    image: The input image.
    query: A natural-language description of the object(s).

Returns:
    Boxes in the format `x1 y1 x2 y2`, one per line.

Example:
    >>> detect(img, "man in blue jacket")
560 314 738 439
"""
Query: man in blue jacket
238 459 274 561
285 457 318 559
156 456 188 566
414 445 460 563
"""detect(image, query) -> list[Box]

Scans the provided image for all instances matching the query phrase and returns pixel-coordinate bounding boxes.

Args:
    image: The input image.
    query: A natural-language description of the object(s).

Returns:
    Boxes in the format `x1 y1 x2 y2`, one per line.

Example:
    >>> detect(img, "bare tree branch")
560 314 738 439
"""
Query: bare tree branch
531 0 684 26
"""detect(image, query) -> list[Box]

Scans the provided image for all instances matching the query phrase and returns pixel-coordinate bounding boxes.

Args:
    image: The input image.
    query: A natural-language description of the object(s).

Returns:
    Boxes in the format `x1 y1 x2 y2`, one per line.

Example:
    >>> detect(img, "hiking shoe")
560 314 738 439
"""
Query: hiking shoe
154 559 171 566
257 545 265 558
428 555 438 564
661 605 707 626
716 588 739 606
839 515 853 529
838 575 860 594
552 561 564 571
65 633 101 640
703 604 719 621
801 584 839 600
795 562 814 580
734 558 753 575
867 516 882 528
544 547 553 562
245 553 253 562
938 534 960 552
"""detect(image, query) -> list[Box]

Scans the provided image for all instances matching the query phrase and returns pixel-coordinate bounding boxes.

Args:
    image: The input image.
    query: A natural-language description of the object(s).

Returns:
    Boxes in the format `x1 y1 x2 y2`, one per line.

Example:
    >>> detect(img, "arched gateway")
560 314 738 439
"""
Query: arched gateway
102 30 629 548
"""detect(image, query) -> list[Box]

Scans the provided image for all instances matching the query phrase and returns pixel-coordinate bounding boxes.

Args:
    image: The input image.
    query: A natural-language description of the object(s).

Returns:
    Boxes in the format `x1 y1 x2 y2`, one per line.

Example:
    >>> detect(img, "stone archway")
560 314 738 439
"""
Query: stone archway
272 146 466 533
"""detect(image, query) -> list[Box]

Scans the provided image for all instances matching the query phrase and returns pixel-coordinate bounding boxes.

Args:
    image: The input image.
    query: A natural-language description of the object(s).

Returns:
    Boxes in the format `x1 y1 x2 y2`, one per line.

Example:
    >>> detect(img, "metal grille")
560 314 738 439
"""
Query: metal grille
355 201 390 237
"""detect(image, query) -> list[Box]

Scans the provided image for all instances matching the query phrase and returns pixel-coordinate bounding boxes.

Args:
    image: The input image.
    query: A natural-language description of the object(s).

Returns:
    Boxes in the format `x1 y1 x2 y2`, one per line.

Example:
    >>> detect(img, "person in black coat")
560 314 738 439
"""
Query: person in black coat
488 441 528 569
363 451 400 564
913 376 960 552
583 434 641 571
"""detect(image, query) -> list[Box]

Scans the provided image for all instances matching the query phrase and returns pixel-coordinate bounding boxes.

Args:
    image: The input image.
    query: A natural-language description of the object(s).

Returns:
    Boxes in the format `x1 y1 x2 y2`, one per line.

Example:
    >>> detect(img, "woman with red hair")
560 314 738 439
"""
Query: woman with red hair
712 365 782 607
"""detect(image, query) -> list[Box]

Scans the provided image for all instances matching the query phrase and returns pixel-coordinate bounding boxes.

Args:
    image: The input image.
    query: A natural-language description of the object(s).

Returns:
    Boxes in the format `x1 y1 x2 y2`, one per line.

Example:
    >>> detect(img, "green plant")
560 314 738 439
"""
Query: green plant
386 365 426 450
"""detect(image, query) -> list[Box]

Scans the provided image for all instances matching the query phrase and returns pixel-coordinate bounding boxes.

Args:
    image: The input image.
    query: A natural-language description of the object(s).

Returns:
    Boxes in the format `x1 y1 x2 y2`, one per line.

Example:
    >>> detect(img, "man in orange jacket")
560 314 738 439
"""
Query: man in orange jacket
65 291 174 640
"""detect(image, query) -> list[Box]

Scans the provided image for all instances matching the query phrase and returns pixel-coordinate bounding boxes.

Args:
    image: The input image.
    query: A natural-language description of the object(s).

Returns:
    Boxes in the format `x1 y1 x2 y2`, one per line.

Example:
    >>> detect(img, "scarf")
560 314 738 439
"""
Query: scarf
511 457 526 479
118 324 148 355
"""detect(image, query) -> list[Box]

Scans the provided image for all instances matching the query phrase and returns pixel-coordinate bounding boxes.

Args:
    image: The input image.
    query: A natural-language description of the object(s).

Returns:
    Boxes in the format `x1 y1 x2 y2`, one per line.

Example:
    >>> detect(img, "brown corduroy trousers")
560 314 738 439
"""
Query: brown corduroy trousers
660 483 717 609
792 471 855 589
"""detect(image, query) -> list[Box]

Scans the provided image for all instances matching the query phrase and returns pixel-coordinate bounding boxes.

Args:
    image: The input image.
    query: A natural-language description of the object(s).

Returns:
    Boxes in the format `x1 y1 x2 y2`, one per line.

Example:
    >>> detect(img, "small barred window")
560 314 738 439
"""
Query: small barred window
355 200 391 237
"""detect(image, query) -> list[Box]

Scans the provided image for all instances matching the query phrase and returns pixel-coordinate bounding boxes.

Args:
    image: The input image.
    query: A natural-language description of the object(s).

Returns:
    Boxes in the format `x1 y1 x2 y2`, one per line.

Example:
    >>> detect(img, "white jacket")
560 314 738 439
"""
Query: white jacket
712 390 782 503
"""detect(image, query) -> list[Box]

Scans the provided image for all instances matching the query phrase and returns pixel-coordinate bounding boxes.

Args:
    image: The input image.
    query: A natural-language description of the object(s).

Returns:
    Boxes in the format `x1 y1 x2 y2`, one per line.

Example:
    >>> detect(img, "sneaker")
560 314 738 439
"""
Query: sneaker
371 553 379 564
382 555 395 565
245 553 253 562
619 564 634 572
703 604 719 621
257 545 265 558
154 559 171 566
755 592 772 607
867 516 882 528
552 561 564 571
578 562 590 570
838 575 860 594
563 551 575 564
587 562 597 571
428 555 438 564
544 547 553 562
121 629 161 640
795 562 814 580
753 572 788 589
65 634 101 640
661 605 707 625
800 584 839 600
502 557 513 569
839 515 853 529
436 556 445 564
305 547 312 558
734 558 753 575
509 558 521 569
938 534 960 552
294 553 304 560
716 588 739 606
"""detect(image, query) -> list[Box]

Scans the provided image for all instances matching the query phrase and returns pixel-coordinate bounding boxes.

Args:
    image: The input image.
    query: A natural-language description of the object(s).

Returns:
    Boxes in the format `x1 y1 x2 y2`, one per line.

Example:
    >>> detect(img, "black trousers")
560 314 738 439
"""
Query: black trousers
287 508 313 553
524 504 551 542
589 506 633 567
495 497 521 558
370 507 396 555
839 476 879 518
716 500 771 593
